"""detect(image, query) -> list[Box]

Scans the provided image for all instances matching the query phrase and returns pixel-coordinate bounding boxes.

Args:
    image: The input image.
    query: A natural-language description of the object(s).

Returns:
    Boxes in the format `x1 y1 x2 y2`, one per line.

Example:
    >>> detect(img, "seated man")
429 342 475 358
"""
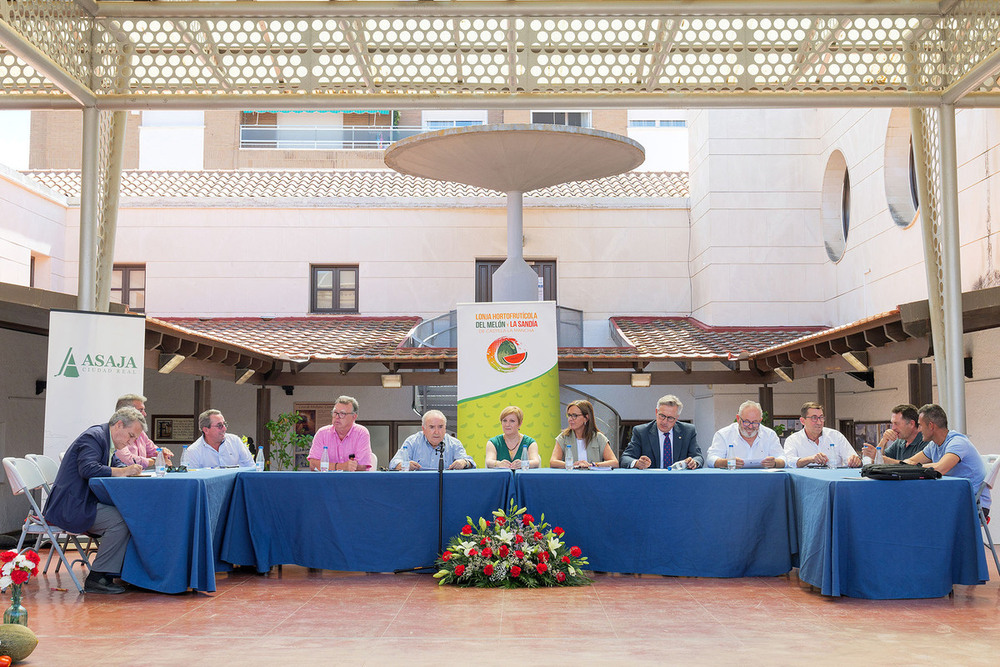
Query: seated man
707 400 785 468
111 393 173 468
44 407 145 594
621 395 702 469
307 396 373 471
389 410 475 470
904 403 991 517
861 403 924 464
783 402 862 468
186 409 255 469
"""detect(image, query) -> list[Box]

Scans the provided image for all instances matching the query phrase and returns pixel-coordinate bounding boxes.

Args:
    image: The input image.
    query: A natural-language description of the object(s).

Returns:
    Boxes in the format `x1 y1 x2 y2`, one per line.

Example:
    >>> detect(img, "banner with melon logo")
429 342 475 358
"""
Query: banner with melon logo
456 301 560 467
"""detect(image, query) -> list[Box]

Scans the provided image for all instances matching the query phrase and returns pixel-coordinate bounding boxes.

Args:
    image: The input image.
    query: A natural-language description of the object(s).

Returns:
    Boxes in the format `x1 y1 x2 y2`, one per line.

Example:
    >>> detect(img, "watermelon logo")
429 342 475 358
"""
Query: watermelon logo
486 337 527 373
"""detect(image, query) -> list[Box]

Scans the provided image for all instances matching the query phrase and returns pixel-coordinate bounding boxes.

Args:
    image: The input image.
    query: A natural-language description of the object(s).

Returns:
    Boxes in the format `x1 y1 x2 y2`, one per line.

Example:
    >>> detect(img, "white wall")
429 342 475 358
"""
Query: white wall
0 166 70 290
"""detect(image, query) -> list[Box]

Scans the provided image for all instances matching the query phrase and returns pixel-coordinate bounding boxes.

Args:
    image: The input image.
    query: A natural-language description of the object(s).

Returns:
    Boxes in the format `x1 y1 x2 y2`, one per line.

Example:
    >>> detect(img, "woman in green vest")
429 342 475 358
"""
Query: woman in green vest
485 406 540 469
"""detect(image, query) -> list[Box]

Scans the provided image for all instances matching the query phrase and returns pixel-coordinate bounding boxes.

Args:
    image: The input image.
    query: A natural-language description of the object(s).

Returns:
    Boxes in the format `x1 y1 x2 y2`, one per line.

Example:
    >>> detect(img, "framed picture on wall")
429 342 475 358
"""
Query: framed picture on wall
151 415 197 444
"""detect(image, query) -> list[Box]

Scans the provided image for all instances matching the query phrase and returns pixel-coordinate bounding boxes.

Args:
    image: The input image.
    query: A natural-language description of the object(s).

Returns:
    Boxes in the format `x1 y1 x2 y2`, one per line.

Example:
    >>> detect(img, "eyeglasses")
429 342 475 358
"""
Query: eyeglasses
804 415 825 422
332 411 355 418
739 419 761 428
656 414 678 423
210 422 228 429
566 412 584 419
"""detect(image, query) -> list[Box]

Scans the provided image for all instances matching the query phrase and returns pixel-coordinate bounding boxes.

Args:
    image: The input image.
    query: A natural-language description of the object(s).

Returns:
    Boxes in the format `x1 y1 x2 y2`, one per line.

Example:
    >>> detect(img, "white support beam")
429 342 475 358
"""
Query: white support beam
0 22 96 107
78 107 100 311
942 48 1000 105
938 103 966 430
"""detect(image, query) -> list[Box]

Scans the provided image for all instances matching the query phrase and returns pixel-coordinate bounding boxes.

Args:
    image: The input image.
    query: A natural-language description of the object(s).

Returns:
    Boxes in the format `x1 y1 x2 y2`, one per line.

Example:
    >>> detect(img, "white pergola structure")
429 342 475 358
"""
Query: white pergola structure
2 0 1000 428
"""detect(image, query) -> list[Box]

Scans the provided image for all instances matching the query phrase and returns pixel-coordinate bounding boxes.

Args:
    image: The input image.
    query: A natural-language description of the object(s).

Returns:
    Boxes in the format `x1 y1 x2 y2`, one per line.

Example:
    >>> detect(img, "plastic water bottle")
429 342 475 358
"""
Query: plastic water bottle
398 444 410 471
874 446 884 465
255 447 264 472
519 445 530 470
564 442 575 471
155 448 166 477
320 445 330 472
727 443 736 470
828 443 838 469
179 444 190 470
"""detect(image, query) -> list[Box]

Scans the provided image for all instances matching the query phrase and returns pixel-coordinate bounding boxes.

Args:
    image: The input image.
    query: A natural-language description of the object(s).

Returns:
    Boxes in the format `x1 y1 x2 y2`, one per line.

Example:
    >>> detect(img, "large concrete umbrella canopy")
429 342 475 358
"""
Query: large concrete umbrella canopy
384 124 645 301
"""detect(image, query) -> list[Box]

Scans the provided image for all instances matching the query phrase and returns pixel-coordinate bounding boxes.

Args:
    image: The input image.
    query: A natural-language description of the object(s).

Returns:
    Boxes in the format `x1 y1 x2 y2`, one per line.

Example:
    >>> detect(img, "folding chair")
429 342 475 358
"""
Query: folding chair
2 457 92 593
977 454 1000 574
24 453 98 575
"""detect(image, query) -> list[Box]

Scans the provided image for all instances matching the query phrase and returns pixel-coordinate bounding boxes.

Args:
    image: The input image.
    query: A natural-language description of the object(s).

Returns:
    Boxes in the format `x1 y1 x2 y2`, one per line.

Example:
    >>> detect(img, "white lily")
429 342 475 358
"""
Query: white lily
547 536 562 552
497 528 515 544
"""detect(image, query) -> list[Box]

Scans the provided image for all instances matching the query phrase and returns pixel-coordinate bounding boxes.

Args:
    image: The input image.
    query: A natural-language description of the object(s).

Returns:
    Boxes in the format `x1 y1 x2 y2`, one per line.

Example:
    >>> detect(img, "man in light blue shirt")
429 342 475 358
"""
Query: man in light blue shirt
905 403 991 515
390 410 475 470
187 409 255 469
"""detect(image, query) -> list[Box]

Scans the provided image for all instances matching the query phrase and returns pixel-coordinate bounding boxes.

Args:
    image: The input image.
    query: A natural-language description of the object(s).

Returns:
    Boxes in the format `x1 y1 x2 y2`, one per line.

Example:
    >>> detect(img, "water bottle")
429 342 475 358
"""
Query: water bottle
828 443 838 469
727 443 736 470
564 441 575 471
179 445 189 470
519 444 529 470
155 448 166 477
255 446 264 472
398 444 410 471
320 445 330 472
874 446 884 465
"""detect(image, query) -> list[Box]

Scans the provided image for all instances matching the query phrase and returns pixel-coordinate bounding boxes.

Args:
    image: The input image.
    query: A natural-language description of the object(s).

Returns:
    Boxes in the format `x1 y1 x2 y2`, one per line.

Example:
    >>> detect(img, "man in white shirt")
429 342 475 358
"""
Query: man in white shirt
707 400 785 468
186 409 255 469
783 402 862 468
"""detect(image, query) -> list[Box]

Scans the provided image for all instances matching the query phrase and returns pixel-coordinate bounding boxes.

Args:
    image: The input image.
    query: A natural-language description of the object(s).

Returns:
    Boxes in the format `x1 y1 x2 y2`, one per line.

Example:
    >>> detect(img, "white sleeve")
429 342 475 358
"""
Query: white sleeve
706 429 728 468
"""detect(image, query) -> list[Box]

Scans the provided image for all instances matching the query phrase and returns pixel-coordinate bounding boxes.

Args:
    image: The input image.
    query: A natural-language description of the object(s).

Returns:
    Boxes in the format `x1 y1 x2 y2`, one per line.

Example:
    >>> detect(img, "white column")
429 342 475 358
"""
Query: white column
78 106 99 311
938 104 966 431
492 190 539 302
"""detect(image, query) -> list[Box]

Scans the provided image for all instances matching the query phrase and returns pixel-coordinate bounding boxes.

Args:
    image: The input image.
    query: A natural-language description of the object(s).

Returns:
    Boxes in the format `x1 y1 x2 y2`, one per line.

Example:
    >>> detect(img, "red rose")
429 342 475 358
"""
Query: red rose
533 531 543 540
461 525 473 535
537 551 550 562
570 546 582 558
515 549 524 558
441 551 452 562
498 545 509 557
469 549 478 557
510 565 522 577
522 514 534 525
30 567 38 577
454 564 465 576
554 526 564 536
514 534 525 544
562 556 571 564
484 564 494 576
484 520 491 527
536 562 548 574
480 537 488 545
495 516 506 525
0 551 15 563
10 569 28 585
556 571 566 583
482 547 493 558
24 551 40 565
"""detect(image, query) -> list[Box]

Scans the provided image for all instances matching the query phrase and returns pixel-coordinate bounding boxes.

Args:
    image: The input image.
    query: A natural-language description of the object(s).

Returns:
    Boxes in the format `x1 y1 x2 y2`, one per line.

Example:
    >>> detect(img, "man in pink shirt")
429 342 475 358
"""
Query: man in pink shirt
112 394 173 468
307 396 373 471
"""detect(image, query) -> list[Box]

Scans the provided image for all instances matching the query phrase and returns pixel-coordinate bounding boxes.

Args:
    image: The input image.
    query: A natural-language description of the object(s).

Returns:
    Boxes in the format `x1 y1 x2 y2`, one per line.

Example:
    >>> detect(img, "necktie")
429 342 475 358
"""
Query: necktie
663 431 672 468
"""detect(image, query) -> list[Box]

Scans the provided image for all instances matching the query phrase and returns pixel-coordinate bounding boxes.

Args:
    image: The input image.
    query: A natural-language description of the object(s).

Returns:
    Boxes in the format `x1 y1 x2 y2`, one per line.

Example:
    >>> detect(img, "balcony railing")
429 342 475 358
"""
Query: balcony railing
240 124 427 150
406 306 584 349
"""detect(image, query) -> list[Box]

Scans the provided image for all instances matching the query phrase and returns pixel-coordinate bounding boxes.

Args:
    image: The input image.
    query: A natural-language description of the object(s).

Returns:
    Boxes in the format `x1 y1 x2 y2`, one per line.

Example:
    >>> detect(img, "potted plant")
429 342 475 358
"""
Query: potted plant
264 412 313 470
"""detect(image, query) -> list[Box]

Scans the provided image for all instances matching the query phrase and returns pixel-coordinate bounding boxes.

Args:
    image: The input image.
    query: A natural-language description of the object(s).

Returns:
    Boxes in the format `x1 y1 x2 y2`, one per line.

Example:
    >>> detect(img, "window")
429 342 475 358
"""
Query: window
531 111 590 127
426 120 483 130
628 119 686 128
821 150 850 262
311 265 358 313
112 264 145 313
475 260 556 302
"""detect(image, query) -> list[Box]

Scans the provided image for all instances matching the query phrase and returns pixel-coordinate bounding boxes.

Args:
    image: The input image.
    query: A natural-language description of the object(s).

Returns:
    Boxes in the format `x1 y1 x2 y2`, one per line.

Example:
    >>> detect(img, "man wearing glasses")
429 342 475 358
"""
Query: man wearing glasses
783 402 861 468
706 400 786 468
307 396 373 471
621 395 702 470
186 409 255 469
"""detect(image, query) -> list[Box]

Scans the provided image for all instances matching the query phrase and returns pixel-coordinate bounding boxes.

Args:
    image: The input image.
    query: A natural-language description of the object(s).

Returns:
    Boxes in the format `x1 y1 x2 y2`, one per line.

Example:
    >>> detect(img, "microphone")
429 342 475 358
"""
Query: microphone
437 435 446 472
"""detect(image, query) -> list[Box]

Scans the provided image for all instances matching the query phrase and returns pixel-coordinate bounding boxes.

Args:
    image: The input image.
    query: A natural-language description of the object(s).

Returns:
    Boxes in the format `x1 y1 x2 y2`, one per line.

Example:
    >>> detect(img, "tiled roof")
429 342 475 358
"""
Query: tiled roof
611 317 826 359
25 169 689 201
751 310 901 357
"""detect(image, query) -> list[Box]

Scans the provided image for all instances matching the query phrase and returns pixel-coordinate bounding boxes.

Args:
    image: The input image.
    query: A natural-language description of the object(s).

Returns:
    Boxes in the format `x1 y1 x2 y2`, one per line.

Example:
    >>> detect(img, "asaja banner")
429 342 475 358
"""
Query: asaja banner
457 301 560 466
43 310 146 460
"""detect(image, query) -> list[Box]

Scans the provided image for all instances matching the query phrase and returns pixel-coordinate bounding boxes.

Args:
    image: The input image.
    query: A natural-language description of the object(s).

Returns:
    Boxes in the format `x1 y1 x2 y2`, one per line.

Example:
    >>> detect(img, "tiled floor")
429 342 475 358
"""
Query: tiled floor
13 557 1000 666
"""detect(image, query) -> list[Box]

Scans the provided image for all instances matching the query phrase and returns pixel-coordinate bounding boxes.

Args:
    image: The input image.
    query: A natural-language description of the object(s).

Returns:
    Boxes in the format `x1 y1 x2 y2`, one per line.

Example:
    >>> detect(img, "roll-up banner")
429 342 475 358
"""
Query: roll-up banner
456 300 560 466
43 310 146 460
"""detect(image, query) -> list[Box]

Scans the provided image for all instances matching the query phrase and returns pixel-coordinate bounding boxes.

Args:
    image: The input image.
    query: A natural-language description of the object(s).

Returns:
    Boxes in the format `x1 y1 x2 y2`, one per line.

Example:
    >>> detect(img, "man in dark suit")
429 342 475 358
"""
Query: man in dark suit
621 395 702 469
45 406 144 593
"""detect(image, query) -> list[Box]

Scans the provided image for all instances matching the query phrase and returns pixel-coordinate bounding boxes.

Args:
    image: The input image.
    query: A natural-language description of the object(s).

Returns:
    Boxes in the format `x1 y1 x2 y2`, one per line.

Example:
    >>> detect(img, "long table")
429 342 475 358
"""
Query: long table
89 469 241 594
786 468 989 599
513 468 796 577
220 469 513 573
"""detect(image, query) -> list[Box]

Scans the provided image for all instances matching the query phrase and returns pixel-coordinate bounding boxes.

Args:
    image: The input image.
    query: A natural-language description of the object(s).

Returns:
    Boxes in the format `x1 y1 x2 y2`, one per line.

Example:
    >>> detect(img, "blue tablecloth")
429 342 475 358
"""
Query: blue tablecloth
90 469 240 594
220 469 513 572
787 468 989 598
513 468 795 577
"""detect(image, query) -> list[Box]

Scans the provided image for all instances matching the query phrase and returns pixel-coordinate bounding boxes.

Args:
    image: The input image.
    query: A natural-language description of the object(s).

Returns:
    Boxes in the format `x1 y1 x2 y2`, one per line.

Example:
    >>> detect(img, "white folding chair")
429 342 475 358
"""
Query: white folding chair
2 457 91 593
24 454 98 575
977 454 1000 574
370 452 378 470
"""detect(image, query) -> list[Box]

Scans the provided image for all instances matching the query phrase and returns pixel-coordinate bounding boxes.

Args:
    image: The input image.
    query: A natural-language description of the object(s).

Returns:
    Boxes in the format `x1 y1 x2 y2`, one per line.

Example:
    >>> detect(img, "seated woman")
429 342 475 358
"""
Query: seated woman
550 400 618 469
485 406 541 469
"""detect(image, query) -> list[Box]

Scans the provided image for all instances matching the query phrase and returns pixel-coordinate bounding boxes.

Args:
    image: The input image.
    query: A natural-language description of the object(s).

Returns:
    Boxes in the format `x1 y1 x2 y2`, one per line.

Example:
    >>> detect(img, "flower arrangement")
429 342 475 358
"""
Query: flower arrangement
1 550 40 626
434 502 591 588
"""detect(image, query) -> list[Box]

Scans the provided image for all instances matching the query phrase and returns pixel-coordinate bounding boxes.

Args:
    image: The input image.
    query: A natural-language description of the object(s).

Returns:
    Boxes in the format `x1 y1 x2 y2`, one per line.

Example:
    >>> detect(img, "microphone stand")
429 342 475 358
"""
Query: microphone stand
393 437 447 574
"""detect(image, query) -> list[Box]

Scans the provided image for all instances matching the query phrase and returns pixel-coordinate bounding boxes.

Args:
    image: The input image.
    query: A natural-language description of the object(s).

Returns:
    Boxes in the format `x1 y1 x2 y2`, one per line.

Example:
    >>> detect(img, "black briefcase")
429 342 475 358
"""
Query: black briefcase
861 463 942 480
